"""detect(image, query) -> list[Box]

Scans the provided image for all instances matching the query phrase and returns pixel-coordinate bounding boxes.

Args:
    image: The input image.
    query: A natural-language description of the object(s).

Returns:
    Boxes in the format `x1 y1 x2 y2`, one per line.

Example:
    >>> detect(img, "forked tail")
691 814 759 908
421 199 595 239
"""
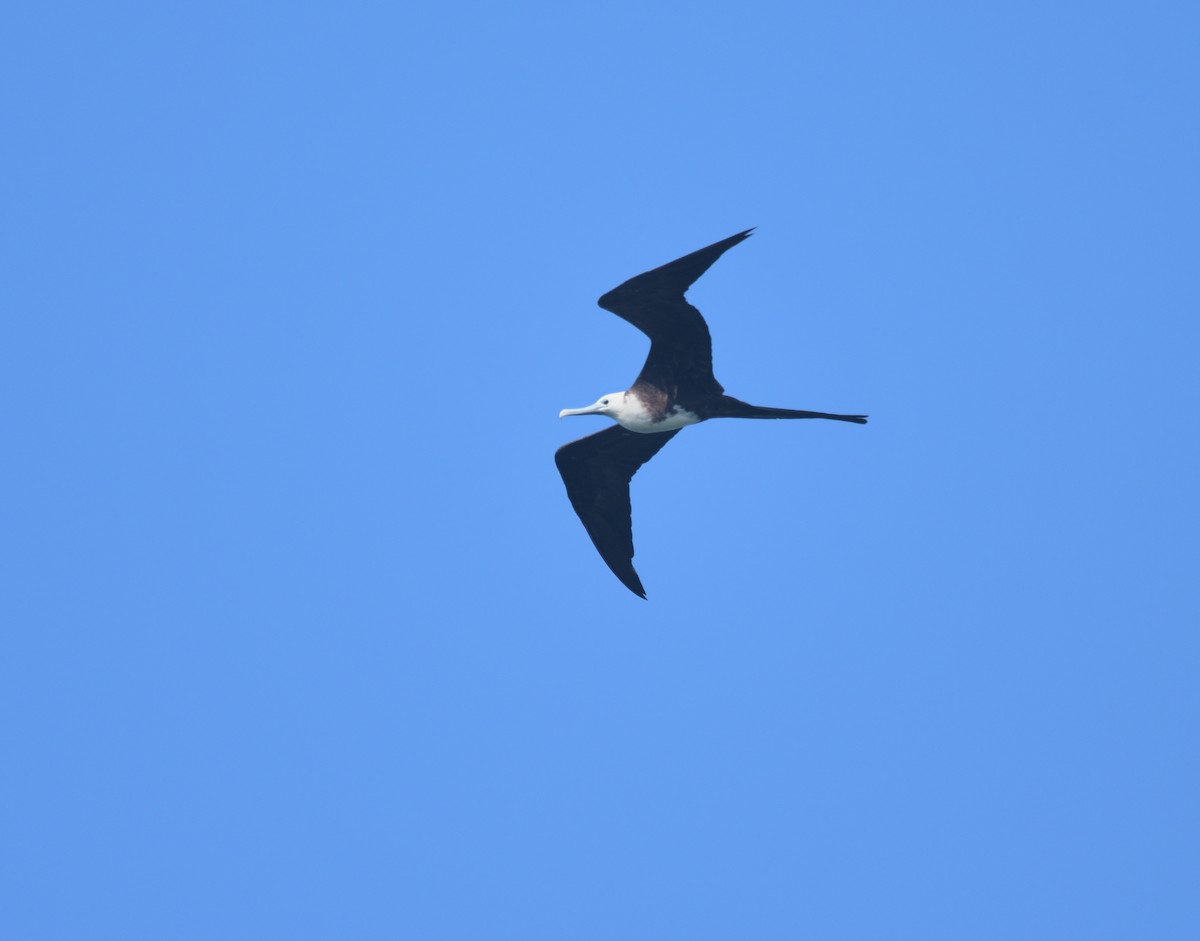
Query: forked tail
717 396 868 424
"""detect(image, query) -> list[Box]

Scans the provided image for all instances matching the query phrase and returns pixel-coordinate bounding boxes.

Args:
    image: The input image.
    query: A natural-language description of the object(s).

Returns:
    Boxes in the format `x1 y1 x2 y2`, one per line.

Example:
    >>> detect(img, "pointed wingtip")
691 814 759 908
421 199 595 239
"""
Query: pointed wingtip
616 561 648 598
706 227 755 257
599 228 758 312
622 572 649 599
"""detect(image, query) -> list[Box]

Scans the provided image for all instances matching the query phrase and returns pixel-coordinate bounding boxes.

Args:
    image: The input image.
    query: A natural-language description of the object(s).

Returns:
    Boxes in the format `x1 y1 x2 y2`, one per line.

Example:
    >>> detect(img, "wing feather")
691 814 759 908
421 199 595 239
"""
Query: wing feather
596 229 753 398
554 426 680 598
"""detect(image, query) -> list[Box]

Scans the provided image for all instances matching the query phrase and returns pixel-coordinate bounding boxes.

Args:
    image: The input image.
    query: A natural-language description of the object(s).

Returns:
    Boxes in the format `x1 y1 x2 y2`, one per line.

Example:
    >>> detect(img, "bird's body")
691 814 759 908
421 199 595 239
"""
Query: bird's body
561 391 702 433
556 230 866 598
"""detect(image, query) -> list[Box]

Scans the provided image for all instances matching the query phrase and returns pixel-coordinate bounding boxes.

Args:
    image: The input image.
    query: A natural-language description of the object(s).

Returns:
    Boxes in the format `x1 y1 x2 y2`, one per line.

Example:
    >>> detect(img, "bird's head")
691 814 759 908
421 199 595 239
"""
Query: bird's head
559 392 625 420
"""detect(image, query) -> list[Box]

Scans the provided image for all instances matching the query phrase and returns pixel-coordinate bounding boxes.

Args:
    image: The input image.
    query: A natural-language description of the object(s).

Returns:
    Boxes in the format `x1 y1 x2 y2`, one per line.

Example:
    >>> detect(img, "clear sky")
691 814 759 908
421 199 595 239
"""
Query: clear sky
3 2 1198 938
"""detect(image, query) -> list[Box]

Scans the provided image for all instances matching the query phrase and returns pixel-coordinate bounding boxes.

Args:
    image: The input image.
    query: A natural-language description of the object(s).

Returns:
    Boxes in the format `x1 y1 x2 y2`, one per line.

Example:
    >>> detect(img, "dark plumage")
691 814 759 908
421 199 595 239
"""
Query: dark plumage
556 230 866 598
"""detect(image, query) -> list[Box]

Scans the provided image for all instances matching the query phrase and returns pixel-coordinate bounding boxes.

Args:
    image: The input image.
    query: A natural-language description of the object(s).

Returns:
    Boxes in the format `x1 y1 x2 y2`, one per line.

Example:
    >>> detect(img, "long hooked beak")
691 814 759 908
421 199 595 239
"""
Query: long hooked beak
559 404 604 418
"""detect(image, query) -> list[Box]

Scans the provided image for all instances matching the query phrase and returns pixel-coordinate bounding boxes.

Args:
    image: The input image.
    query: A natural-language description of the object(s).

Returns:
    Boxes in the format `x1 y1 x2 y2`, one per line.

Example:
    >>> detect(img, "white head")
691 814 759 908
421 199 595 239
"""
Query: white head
558 392 626 420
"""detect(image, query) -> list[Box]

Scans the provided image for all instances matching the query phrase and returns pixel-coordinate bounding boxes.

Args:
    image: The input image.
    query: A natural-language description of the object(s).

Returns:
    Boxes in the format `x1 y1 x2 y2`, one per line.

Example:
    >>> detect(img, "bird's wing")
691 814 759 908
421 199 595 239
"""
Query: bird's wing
597 229 753 399
555 425 680 598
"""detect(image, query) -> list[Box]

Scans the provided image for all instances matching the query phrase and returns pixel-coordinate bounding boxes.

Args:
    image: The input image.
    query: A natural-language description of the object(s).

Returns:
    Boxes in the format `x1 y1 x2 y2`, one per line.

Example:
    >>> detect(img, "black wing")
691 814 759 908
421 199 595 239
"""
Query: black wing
555 425 680 598
597 229 753 401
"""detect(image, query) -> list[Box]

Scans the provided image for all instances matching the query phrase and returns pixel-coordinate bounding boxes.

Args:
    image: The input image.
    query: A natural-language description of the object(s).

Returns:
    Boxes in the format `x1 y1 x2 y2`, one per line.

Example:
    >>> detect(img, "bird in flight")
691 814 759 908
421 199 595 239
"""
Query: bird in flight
556 229 866 598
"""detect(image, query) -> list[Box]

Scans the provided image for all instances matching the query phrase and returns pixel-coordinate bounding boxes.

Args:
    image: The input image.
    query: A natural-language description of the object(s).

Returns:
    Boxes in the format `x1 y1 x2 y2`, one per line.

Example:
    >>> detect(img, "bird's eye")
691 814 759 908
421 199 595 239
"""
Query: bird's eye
602 399 609 405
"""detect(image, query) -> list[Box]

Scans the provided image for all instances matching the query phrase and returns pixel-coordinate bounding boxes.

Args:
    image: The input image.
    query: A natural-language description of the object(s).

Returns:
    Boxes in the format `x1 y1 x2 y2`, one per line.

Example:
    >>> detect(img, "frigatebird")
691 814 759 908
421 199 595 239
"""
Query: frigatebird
555 229 866 598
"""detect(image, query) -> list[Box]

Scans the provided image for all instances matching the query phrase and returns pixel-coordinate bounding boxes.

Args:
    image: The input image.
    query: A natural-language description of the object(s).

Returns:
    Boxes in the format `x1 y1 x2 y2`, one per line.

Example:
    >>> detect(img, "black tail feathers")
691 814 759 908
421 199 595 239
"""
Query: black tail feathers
717 396 867 424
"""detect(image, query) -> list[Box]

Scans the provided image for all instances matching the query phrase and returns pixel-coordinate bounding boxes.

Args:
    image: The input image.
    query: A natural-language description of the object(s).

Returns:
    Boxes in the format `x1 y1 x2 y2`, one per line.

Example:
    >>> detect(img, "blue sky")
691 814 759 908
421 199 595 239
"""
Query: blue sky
3 2 1198 938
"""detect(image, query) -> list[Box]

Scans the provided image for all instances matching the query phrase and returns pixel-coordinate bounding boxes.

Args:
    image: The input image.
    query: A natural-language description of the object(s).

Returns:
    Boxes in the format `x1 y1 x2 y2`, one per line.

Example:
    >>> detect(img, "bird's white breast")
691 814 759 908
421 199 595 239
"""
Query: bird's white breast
614 394 701 434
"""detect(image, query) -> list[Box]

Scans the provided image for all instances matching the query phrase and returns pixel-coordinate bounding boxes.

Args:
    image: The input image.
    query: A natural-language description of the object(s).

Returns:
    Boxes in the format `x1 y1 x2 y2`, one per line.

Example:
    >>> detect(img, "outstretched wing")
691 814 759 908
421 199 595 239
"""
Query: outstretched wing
597 229 753 400
555 425 680 598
